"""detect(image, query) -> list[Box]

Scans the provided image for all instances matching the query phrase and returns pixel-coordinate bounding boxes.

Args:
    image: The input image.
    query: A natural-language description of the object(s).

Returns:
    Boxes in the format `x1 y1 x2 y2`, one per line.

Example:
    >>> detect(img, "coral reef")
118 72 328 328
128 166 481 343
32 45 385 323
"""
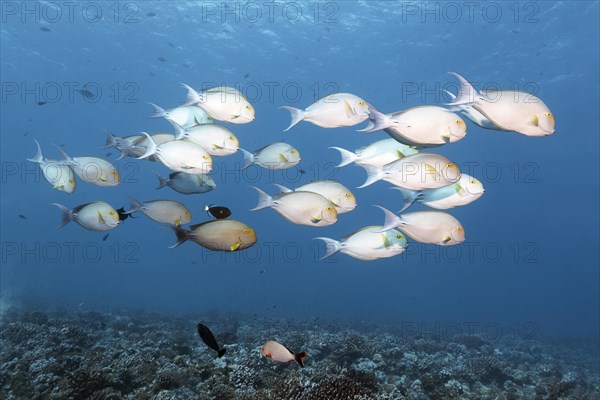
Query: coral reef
1 309 598 399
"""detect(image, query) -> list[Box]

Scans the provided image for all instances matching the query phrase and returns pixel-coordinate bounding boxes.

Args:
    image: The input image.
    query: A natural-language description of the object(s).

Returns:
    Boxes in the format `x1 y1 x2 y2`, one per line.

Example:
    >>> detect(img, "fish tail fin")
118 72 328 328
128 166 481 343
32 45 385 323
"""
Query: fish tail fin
357 106 393 133
126 196 143 214
147 102 168 118
101 130 118 149
180 83 202 107
167 119 186 140
218 348 227 358
374 205 404 232
155 173 168 189
136 132 157 159
315 237 342 260
27 139 44 164
168 226 190 248
357 165 384 188
280 106 304 132
447 72 478 106
272 183 292 193
294 351 308 368
239 148 255 169
52 203 73 228
250 186 273 211
390 187 420 213
329 146 357 167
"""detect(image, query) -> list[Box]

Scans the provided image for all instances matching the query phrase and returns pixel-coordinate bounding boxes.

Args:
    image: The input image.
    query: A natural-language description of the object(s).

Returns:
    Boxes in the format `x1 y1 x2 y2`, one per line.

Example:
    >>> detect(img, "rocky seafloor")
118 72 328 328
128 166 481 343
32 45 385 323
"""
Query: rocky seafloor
1 309 598 400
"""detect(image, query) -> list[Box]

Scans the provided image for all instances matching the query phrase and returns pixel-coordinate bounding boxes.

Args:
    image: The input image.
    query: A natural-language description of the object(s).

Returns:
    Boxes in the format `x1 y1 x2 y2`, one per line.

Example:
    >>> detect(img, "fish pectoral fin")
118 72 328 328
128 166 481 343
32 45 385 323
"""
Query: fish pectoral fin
441 133 451 143
174 218 181 226
97 211 107 225
181 165 194 170
530 114 539 126
396 150 405 158
279 153 289 163
442 235 451 244
230 241 241 252
455 183 467 197
380 234 392 248
311 216 322 224
212 143 224 150
98 176 108 182
425 163 437 173
53 184 64 189
344 100 357 118
231 114 240 119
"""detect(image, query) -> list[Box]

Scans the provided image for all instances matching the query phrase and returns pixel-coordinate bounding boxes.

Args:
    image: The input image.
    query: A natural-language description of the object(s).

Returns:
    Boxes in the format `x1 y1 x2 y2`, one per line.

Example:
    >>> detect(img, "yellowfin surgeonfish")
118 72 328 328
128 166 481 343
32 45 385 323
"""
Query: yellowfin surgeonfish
148 102 214 127
330 138 419 169
156 172 216 195
55 147 119 187
125 197 191 226
375 205 465 246
240 142 301 170
272 180 357 214
281 93 370 131
52 201 120 232
316 226 407 261
169 219 257 252
137 132 213 174
447 72 555 136
250 187 337 227
170 120 239 157
181 84 255 124
27 140 76 193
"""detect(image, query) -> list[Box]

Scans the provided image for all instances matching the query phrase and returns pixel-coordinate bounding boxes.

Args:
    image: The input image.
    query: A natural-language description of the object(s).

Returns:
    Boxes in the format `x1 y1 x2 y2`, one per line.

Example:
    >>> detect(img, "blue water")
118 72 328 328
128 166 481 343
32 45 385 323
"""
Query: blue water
1 1 598 342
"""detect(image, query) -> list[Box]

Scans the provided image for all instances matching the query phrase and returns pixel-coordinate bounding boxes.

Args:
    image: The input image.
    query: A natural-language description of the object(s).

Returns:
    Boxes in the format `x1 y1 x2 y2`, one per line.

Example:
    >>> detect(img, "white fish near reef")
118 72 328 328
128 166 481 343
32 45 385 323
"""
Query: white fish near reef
375 205 465 246
443 90 504 131
330 138 419 169
359 153 461 190
240 142 301 170
56 147 120 187
170 219 257 252
137 132 212 174
52 201 120 232
251 187 338 227
125 197 191 226
156 172 216 195
447 72 555 136
360 106 467 147
394 174 485 212
27 140 76 193
281 93 370 131
148 103 214 127
102 131 148 160
316 226 408 261
273 180 357 214
181 84 255 124
260 340 308 368
170 121 239 157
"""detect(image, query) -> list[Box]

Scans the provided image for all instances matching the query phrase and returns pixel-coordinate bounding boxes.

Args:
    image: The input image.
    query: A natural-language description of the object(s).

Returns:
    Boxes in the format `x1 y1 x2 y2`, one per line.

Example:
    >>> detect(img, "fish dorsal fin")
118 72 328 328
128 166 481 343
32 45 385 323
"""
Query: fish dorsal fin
72 202 95 213
283 345 295 356
190 221 214 230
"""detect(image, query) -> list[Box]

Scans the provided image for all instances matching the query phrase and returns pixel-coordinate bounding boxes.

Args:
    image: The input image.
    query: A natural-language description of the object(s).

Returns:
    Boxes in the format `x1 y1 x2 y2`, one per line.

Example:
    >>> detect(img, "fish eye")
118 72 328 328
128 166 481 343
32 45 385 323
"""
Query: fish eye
229 136 234 140
345 193 352 198
358 101 366 106
446 163 454 168
457 227 464 231
395 234 402 239
245 105 252 110
290 149 297 153
242 229 251 234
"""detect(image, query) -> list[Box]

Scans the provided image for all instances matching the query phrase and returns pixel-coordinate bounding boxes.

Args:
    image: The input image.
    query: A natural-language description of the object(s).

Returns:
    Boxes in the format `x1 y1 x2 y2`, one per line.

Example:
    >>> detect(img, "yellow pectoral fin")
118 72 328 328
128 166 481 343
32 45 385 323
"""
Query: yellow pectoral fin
442 235 451 244
425 163 437 173
230 241 241 251
455 183 467 196
212 143 224 150
231 114 240 120
279 153 289 163
53 184 64 189
98 176 108 182
381 234 392 248
396 150 405 158
174 218 181 226
344 100 356 118
97 211 106 225
311 217 321 224
530 115 539 126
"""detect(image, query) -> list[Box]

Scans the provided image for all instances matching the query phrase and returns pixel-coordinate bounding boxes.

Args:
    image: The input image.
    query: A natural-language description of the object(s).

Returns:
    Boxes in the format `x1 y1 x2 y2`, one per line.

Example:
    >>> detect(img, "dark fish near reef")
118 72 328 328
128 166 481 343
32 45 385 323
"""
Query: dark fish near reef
205 205 231 220
18 214 27 220
197 323 226 358
116 207 131 222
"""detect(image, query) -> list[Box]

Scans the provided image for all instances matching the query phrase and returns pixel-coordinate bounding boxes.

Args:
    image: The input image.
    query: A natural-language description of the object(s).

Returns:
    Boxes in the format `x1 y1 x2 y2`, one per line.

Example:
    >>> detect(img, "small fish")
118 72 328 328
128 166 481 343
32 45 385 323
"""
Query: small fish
158 57 166 62
24 132 29 136
37 101 46 106
40 27 51 32
18 214 27 220
259 270 266 274
147 12 156 17
205 205 231 220
102 233 109 241
298 169 306 175
168 41 175 47
52 202 120 232
116 207 131 222
244 73 250 78
78 89 95 99
148 103 214 128
197 323 226 358
260 340 308 368
105 152 112 157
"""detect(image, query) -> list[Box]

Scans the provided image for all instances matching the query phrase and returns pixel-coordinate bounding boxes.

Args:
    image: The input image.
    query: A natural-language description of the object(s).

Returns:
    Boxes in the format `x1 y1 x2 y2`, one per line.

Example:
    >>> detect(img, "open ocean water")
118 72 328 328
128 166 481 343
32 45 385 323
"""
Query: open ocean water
1 1 599 399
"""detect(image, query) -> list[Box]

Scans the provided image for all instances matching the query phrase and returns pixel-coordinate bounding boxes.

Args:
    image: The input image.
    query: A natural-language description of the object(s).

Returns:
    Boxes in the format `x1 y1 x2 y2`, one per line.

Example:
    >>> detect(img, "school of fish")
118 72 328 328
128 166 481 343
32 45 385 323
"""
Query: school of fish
28 72 555 261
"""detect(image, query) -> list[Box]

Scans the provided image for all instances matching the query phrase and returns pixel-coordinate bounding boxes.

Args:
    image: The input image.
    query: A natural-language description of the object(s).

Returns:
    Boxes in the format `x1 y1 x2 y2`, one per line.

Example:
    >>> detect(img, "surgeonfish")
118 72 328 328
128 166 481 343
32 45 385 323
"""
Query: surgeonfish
132 133 177 162
443 90 504 130
360 106 467 147
125 197 191 226
251 187 338 227
281 93 370 131
446 72 555 136
102 130 148 160
155 172 216 195
330 138 419 169
394 174 485 212
272 181 357 214
205 205 231 220
170 219 257 251
148 102 214 127
27 140 76 193
55 147 120 187
181 84 255 124
52 201 120 231
375 205 465 246
260 340 308 368
316 226 407 261
170 120 239 157
137 132 213 174
197 323 226 358
240 142 301 170
359 153 461 190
